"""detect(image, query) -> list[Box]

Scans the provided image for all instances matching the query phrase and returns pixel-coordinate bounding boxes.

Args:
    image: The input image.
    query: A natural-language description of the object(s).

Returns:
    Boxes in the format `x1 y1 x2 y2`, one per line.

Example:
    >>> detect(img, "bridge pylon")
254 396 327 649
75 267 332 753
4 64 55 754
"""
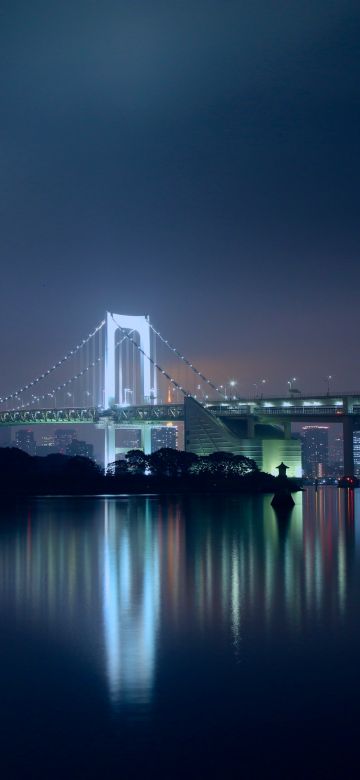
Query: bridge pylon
104 312 156 409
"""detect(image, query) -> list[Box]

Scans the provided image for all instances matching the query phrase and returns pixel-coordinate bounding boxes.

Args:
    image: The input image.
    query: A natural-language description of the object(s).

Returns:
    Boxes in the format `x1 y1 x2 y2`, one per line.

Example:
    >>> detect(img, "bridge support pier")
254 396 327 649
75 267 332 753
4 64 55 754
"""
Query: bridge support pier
343 417 355 477
104 423 116 473
140 425 152 455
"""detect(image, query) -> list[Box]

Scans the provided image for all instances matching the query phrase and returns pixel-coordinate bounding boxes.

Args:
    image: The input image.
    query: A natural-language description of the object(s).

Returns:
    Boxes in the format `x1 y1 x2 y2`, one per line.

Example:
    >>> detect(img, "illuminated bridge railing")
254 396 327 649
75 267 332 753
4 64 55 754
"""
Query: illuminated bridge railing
0 404 185 426
208 405 252 416
0 408 100 425
110 404 184 424
258 406 345 416
209 404 346 417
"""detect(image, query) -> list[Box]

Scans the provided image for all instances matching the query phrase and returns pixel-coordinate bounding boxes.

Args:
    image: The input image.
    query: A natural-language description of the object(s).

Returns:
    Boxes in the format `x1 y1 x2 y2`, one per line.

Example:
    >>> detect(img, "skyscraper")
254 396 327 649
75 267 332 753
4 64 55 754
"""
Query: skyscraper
151 425 177 453
14 430 36 456
301 426 329 478
66 439 94 459
117 429 142 450
54 429 77 454
36 433 57 456
353 432 360 477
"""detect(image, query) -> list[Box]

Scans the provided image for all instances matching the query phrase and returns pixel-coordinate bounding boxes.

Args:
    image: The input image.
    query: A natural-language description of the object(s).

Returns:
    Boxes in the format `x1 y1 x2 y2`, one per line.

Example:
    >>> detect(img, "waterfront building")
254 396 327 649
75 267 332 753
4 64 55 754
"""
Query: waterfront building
54 429 77 454
66 439 94 459
117 429 142 450
353 431 360 476
36 433 57 456
328 434 343 477
14 429 36 456
301 425 329 478
151 425 178 453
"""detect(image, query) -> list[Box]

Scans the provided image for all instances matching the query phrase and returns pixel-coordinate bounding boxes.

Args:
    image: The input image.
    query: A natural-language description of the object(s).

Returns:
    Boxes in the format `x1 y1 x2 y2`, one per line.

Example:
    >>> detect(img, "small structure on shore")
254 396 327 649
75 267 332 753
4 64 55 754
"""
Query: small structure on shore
271 462 295 510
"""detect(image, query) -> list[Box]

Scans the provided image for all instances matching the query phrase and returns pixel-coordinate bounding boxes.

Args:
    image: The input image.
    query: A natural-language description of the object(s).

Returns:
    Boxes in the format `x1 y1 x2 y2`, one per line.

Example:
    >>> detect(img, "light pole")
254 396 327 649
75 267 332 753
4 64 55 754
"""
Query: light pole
67 391 74 407
287 377 297 394
229 379 237 400
325 375 332 396
254 379 267 400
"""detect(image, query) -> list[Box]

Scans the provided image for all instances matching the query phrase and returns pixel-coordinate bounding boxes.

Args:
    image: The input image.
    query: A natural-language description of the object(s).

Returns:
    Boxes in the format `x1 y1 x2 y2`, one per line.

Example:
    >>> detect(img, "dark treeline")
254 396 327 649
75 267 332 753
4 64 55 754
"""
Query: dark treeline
0 447 300 496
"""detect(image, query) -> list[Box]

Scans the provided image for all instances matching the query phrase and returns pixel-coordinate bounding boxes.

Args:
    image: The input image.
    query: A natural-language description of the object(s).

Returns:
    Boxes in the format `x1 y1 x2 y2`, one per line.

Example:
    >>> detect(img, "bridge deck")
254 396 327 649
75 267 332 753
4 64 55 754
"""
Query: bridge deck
1 396 360 426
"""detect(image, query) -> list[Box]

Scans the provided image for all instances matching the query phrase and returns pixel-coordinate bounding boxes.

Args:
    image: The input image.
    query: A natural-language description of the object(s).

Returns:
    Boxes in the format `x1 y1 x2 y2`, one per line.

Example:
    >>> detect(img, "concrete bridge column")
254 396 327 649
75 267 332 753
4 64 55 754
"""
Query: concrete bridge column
140 425 152 455
343 416 355 477
104 423 116 473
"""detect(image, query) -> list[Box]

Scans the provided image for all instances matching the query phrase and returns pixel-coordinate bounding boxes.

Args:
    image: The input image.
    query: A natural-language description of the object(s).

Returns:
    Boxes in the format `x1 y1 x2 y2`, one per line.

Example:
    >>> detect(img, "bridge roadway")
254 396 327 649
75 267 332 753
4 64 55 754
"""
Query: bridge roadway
1 394 359 474
1 393 360 426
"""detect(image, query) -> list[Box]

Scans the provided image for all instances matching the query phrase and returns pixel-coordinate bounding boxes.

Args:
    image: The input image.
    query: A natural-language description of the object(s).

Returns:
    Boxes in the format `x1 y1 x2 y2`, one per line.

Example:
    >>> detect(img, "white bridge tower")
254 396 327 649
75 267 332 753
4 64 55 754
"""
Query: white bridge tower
104 311 156 408
101 312 157 471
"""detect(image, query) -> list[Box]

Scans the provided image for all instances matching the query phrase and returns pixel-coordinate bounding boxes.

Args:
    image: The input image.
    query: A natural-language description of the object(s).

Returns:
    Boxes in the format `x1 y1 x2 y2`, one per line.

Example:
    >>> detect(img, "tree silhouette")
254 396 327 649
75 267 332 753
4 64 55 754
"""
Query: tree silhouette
125 449 148 475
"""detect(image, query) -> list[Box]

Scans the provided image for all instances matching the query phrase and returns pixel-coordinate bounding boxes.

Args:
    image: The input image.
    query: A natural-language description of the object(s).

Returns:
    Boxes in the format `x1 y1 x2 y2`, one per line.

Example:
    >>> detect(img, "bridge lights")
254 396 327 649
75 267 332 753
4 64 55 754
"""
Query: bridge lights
66 391 74 406
47 392 56 408
224 379 237 400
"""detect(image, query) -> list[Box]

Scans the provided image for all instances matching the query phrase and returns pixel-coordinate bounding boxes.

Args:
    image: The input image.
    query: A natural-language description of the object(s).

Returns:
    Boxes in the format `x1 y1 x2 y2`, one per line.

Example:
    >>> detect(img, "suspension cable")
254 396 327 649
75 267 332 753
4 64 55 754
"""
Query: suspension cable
10 329 134 411
11 359 101 411
111 315 189 398
148 321 226 398
0 320 105 404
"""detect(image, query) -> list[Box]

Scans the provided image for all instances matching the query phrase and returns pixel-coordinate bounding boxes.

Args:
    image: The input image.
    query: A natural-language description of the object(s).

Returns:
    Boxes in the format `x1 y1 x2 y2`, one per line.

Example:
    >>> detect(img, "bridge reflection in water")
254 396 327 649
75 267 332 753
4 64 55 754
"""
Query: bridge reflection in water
0 490 357 706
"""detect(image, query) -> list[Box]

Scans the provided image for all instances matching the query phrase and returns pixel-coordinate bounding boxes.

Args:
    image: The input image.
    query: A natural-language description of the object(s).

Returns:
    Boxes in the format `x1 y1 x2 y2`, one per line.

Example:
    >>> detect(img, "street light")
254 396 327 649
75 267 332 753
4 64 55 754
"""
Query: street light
325 375 332 395
229 379 237 399
287 377 297 393
254 379 267 399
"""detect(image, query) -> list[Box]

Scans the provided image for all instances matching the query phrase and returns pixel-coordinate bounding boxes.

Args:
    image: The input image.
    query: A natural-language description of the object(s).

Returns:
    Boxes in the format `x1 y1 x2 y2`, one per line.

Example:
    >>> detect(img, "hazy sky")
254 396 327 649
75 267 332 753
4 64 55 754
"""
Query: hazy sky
1 0 359 396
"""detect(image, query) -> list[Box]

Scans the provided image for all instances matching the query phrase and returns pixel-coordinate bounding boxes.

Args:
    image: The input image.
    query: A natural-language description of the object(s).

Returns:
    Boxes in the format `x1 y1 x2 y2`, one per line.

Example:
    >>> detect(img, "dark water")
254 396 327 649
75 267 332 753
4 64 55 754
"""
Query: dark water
0 489 359 778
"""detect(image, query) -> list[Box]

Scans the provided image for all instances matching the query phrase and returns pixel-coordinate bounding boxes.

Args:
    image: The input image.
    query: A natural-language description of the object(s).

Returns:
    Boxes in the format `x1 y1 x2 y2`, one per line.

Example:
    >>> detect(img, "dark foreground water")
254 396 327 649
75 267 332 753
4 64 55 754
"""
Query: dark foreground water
0 489 359 778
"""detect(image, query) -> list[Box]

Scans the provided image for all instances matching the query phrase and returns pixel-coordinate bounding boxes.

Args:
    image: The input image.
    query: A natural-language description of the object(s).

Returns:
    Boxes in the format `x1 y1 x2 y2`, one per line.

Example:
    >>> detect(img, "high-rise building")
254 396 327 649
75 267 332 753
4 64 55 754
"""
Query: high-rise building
117 429 142 450
54 429 77 454
328 434 343 477
36 433 57 456
353 432 360 477
151 425 178 453
14 430 36 456
301 426 329 478
66 439 94 459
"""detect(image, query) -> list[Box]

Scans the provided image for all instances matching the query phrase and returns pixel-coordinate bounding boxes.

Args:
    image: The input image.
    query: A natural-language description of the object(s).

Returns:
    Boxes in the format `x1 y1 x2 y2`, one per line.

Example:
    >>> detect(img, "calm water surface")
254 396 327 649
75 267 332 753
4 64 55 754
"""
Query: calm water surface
0 489 359 778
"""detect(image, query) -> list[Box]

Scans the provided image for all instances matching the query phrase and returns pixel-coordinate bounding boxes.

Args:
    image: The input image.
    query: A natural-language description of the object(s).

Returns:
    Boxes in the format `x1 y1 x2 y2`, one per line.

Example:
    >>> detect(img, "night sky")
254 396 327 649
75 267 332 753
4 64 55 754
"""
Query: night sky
1 1 359 396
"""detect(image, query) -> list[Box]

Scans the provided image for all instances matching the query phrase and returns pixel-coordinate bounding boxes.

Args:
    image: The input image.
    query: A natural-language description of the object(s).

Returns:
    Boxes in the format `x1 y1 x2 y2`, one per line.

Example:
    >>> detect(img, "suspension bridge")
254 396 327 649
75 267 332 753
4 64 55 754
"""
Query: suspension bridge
1 311 360 475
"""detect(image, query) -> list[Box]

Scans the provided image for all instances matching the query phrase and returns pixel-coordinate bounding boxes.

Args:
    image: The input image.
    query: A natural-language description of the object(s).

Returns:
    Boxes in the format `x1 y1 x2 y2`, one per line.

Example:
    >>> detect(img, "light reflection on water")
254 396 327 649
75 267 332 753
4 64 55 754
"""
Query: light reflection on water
0 488 357 710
